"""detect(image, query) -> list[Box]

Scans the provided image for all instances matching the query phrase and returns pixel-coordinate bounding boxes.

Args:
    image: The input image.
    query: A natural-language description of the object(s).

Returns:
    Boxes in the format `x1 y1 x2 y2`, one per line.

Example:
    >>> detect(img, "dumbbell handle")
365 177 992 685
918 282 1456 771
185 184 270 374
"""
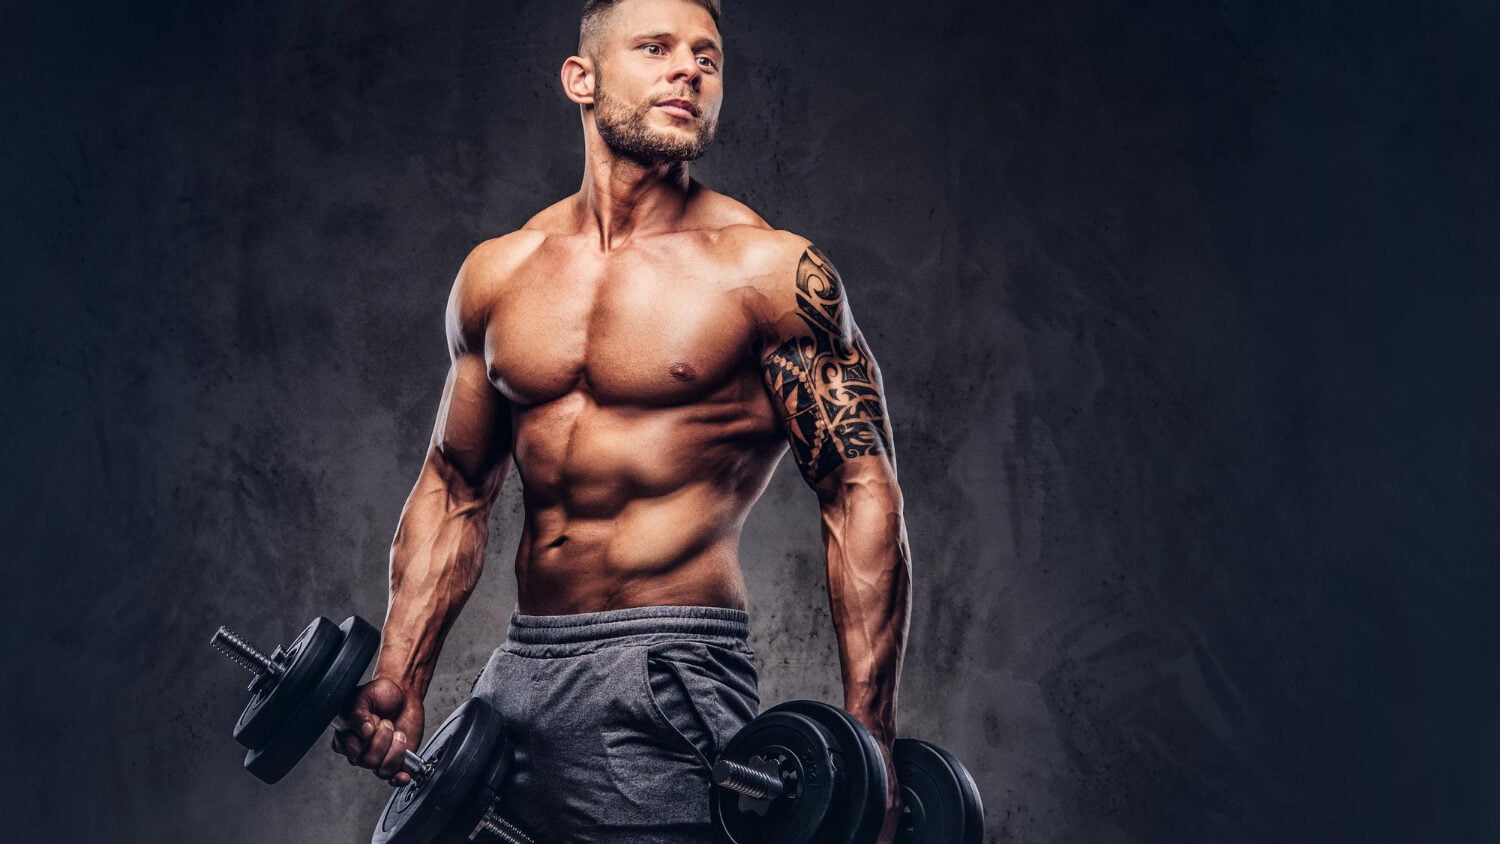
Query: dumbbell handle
212 626 429 782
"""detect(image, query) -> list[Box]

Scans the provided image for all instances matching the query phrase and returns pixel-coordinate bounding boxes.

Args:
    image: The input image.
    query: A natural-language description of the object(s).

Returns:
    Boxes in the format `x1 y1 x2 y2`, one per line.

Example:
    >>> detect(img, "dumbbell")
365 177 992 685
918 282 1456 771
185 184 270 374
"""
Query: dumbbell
209 616 536 843
709 700 983 844
890 740 984 843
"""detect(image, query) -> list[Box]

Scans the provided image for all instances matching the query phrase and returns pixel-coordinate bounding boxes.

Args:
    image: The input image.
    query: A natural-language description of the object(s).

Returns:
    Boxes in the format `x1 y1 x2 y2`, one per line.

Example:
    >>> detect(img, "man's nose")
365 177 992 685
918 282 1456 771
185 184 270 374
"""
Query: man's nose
666 46 702 87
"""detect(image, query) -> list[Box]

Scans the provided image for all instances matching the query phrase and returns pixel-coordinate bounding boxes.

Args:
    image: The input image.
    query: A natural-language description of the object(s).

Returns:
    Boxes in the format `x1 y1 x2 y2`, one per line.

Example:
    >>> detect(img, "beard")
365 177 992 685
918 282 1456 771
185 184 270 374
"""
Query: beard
593 72 718 164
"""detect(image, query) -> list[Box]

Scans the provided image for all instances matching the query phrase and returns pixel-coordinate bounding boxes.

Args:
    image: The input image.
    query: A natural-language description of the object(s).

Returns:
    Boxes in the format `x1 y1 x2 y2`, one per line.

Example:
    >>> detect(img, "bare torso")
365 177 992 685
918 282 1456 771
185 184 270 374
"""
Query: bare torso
343 10 908 835
472 184 797 613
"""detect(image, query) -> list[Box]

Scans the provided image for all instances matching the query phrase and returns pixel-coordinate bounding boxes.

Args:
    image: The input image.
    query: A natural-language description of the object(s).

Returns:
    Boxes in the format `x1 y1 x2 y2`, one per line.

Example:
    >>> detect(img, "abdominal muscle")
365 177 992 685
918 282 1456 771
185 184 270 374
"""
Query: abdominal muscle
508 390 784 616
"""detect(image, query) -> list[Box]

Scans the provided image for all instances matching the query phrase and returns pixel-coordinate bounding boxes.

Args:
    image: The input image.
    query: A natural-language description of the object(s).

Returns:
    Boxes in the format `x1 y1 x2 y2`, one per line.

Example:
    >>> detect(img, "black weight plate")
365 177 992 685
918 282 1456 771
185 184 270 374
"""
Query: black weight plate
893 739 983 844
243 616 379 784
433 728 516 842
373 697 504 844
713 710 840 844
778 701 889 844
835 707 891 844
234 616 341 750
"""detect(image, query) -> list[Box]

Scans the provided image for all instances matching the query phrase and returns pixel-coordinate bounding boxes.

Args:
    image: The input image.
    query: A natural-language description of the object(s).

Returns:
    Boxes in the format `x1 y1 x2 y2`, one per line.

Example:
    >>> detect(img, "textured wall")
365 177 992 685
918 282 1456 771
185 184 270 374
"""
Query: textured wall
3 0 1497 842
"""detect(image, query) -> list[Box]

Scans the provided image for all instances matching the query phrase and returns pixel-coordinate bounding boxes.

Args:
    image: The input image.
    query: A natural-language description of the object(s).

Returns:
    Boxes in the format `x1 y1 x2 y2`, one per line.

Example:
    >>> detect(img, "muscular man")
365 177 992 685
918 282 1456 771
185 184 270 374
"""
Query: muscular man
334 1 911 840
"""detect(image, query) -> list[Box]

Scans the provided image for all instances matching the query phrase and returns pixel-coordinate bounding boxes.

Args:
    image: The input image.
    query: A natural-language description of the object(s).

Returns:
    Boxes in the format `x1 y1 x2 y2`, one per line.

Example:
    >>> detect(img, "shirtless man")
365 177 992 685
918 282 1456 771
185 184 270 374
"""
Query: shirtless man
333 1 911 840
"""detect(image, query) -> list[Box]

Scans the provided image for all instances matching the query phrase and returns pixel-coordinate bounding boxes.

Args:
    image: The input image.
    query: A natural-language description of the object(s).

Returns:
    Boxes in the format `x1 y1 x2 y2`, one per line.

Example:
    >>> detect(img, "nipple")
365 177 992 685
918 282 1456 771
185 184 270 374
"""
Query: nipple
669 362 698 381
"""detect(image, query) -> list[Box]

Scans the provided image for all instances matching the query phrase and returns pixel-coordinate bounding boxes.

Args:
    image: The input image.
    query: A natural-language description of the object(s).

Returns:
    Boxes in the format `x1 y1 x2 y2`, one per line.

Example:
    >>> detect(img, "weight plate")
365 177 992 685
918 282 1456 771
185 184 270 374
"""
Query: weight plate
432 728 516 842
838 707 892 844
712 710 841 844
372 697 504 844
233 616 341 750
778 701 888 844
243 616 379 785
893 739 983 844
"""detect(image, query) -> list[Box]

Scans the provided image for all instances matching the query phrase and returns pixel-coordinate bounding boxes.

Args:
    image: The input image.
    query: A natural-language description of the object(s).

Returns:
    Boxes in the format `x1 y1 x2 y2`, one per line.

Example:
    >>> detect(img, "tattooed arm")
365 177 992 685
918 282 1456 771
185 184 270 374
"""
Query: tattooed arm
760 243 912 837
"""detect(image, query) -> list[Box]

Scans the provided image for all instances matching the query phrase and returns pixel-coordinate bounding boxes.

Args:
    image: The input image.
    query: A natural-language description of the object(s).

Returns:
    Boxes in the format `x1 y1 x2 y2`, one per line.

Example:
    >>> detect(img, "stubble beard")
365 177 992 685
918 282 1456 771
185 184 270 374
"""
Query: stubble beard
593 70 718 164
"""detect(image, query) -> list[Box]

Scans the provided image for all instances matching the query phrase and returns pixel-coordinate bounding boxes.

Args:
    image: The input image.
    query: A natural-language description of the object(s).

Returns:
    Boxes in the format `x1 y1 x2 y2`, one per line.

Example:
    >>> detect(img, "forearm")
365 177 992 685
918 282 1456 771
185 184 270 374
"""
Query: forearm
819 468 912 746
374 453 498 699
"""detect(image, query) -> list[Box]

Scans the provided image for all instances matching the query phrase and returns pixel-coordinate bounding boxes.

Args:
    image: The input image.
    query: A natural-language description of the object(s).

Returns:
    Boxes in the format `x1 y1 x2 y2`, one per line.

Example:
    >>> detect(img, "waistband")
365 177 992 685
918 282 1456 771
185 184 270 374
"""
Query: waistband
504 605 749 649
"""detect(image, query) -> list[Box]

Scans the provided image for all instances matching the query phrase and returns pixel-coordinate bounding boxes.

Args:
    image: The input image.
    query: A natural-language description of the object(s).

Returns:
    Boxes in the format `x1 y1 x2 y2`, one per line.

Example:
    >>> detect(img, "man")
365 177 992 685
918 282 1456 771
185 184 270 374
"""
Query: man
333 0 911 840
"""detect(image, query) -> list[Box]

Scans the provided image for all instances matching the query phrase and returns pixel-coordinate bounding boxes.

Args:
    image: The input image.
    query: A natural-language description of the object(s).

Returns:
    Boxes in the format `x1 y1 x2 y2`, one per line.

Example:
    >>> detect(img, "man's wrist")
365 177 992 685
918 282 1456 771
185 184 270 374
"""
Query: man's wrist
372 660 430 700
844 704 897 748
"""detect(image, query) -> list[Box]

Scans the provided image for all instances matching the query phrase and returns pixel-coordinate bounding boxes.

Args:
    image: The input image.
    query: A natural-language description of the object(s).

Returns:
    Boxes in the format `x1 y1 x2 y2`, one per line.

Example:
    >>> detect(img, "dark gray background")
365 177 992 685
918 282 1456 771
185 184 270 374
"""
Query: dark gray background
3 0 1496 841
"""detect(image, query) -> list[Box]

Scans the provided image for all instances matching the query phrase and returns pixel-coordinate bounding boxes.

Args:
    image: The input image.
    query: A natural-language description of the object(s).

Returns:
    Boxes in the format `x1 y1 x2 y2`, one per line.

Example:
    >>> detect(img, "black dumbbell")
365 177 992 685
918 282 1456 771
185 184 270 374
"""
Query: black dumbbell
891 739 983 844
209 617 536 843
709 700 983 844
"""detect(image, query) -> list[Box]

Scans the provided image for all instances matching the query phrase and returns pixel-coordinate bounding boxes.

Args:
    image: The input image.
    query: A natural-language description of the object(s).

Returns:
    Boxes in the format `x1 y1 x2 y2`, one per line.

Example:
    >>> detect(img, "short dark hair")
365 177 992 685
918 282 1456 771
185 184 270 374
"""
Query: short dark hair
580 0 722 59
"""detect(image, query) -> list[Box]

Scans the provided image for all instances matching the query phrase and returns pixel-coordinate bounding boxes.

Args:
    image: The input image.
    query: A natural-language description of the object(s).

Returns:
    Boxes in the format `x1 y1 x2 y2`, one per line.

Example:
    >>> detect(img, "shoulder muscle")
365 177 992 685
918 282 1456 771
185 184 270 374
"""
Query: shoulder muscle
445 230 547 356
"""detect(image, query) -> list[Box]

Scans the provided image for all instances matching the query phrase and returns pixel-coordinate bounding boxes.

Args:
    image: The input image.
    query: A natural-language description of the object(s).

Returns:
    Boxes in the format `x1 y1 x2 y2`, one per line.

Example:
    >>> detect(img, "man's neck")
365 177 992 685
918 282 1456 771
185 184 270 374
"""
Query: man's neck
576 136 695 251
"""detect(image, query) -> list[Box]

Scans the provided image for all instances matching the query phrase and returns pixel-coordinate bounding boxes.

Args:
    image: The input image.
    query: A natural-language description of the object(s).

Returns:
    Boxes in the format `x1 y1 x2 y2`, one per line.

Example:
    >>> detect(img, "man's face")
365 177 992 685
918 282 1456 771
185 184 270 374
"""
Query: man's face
589 0 724 164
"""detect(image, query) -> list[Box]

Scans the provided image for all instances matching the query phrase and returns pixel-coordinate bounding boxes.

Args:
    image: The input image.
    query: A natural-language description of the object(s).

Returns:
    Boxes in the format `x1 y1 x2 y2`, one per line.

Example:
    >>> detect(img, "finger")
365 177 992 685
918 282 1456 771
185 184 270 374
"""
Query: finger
377 730 409 779
332 730 365 762
337 712 377 745
359 719 395 770
345 710 371 740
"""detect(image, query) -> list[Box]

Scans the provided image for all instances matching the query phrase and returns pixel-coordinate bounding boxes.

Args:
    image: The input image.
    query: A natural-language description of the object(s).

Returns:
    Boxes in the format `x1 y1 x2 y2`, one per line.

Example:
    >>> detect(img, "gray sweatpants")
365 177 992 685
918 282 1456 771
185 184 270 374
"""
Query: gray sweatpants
470 606 760 844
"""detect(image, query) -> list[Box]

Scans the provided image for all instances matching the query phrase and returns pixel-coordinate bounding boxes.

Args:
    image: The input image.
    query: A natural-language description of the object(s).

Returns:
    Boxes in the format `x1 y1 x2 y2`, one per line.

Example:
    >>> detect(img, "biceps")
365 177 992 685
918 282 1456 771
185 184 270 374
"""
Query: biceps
763 331 892 486
428 352 511 498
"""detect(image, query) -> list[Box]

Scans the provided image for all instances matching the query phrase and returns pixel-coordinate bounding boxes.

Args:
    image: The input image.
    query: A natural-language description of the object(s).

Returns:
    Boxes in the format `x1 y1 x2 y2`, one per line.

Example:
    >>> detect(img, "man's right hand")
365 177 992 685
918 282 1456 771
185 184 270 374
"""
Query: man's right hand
331 677 425 786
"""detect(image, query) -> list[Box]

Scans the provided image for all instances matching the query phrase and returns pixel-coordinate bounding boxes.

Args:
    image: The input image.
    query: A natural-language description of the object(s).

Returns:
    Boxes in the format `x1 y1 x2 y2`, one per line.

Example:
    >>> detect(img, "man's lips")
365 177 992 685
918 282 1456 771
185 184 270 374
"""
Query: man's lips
655 99 699 119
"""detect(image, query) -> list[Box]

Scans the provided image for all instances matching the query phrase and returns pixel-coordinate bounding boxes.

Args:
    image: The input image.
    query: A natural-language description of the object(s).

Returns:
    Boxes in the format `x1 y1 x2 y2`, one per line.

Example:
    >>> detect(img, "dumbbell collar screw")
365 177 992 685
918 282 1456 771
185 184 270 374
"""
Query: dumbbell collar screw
469 807 535 844
715 753 797 816
210 626 287 695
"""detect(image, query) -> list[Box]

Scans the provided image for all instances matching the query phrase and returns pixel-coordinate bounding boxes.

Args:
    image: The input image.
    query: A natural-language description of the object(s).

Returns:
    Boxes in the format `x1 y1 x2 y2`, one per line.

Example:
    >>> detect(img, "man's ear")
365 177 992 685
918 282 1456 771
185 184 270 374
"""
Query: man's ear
561 55 596 106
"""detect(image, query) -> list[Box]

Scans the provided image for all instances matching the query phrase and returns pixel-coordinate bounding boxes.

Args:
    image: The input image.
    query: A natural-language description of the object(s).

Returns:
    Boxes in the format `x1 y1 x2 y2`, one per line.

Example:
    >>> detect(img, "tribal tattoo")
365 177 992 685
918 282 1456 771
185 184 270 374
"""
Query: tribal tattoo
763 247 893 485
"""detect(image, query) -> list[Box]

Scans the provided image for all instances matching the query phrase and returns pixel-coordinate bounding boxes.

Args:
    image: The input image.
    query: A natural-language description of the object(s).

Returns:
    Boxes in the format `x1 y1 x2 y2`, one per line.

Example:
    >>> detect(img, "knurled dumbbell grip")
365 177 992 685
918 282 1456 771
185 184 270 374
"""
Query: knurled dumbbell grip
471 812 536 844
713 757 786 800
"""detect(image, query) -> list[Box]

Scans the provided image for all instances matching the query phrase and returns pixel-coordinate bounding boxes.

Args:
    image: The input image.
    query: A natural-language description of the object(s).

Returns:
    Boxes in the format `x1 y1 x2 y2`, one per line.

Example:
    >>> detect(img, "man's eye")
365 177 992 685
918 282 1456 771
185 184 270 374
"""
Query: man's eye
643 44 664 56
697 56 717 69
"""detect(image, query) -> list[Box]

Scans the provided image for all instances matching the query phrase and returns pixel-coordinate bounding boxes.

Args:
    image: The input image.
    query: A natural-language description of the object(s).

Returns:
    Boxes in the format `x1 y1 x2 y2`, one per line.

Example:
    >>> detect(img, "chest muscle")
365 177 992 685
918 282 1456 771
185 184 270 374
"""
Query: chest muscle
485 259 755 407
